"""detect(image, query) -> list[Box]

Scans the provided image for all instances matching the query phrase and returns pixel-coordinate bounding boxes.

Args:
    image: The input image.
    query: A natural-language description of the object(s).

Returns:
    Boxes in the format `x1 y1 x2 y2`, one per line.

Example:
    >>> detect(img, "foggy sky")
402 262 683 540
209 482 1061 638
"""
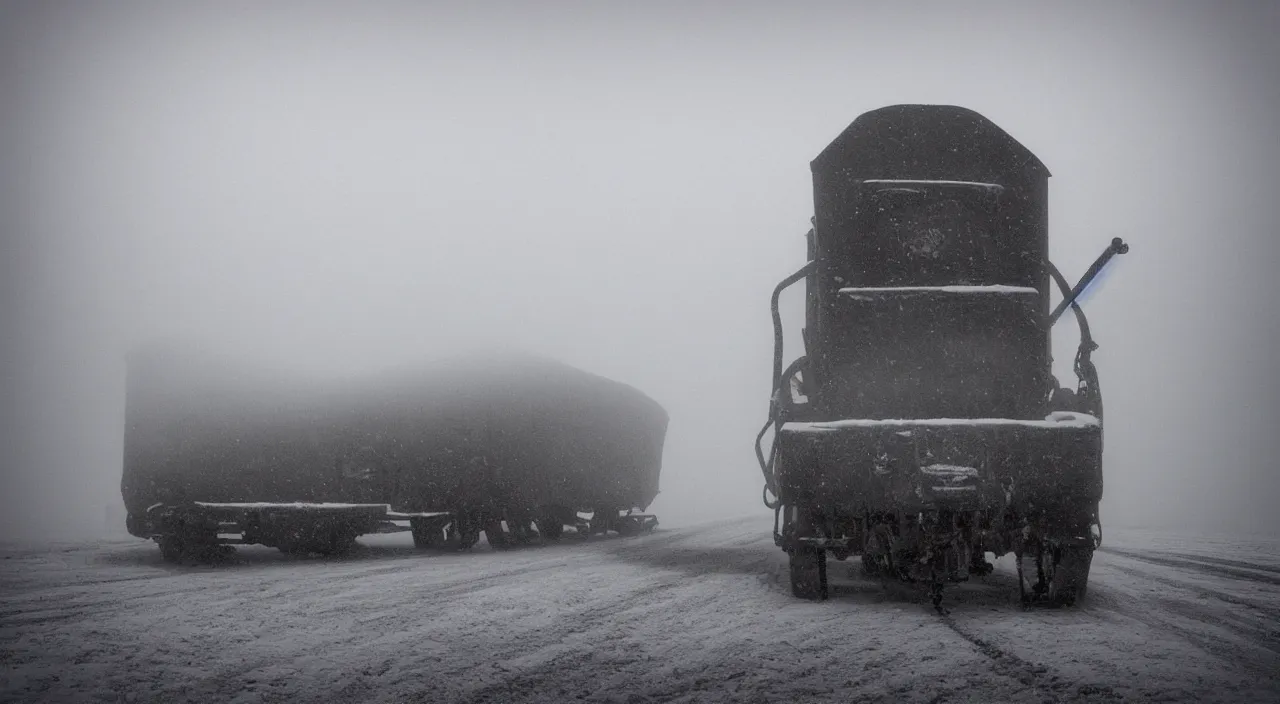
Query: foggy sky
2 0 1278 540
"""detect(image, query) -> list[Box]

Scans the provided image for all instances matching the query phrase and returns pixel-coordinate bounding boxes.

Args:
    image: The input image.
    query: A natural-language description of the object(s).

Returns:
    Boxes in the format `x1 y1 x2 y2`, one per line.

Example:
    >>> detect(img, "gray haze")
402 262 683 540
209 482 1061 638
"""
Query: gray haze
2 0 1278 540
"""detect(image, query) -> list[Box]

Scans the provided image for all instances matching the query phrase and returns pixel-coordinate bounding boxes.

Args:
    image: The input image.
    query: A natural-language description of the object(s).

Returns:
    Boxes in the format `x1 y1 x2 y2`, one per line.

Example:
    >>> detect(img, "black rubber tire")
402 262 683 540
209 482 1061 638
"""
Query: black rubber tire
536 518 564 541
509 520 537 544
969 550 995 577
485 521 508 549
410 519 444 549
448 515 482 551
159 534 231 563
313 531 358 556
589 508 619 537
456 530 480 550
157 535 186 563
789 547 828 600
1048 546 1093 606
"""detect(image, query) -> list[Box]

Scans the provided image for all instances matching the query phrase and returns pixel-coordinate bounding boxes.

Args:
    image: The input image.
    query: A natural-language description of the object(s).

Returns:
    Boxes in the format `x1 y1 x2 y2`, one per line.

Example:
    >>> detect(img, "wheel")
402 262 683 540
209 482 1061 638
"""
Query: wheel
158 533 230 562
616 517 639 537
860 552 881 577
508 519 537 544
861 526 895 578
456 529 480 550
1047 546 1093 606
789 547 828 600
273 521 356 556
410 518 444 549
969 550 995 577
157 535 186 563
313 530 358 556
448 514 482 551
588 510 615 537
484 520 508 549
536 517 563 541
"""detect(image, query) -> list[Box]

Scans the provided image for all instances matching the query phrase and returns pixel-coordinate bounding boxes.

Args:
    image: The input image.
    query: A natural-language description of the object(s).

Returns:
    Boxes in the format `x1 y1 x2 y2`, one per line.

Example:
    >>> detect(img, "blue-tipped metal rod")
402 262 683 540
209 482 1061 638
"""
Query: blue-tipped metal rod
1049 237 1130 326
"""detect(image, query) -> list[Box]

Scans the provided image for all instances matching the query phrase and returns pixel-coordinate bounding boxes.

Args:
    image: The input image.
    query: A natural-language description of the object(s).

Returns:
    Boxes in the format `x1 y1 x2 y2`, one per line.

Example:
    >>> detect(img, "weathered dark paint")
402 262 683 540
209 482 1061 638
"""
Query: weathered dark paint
806 104 1052 421
775 105 1107 605
121 346 669 525
777 419 1102 514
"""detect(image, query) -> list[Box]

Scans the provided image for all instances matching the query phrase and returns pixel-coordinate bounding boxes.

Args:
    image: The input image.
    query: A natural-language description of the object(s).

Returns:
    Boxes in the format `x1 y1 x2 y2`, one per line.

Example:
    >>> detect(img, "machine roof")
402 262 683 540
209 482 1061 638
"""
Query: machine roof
811 104 1050 182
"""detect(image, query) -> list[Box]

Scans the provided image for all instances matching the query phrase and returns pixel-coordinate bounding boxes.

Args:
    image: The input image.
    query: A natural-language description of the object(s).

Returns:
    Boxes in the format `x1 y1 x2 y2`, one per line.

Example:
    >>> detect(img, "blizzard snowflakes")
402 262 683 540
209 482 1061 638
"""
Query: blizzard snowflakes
2 518 1278 704
4 3 1280 704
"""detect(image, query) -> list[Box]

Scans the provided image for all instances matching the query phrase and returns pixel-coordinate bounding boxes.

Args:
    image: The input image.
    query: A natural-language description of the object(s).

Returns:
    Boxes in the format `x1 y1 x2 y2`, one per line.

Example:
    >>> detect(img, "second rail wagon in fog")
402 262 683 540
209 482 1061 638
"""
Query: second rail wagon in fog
757 104 1128 608
122 348 668 561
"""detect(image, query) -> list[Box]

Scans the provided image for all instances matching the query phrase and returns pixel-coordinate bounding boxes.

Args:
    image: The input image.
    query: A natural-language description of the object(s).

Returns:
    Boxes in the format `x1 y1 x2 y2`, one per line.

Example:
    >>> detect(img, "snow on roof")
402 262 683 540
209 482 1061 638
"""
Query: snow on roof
782 412 1100 434
192 502 392 511
861 179 1006 193
385 511 452 520
839 285 1039 296
920 464 979 477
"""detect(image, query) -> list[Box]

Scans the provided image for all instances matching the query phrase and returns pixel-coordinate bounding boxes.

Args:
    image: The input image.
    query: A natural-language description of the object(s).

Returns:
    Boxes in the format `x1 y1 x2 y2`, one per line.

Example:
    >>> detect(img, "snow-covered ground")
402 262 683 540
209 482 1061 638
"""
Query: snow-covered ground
2 517 1278 703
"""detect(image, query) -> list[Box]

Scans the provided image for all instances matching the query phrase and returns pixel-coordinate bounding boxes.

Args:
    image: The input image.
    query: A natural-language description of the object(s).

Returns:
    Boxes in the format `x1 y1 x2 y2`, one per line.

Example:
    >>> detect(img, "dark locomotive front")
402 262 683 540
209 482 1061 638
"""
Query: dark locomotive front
762 104 1126 608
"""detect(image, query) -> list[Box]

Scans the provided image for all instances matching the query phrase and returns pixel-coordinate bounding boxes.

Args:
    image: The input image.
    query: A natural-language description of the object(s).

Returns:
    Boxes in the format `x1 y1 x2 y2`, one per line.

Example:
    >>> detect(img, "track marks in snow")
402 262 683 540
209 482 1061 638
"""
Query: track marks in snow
938 614 1116 703
4 519 1280 703
1099 546 1280 586
1160 552 1280 576
1090 561 1280 670
1100 558 1280 620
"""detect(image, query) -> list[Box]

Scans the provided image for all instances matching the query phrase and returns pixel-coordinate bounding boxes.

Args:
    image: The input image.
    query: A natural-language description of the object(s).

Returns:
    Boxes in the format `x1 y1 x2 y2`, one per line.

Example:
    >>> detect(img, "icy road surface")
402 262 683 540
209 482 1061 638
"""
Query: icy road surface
2 517 1278 703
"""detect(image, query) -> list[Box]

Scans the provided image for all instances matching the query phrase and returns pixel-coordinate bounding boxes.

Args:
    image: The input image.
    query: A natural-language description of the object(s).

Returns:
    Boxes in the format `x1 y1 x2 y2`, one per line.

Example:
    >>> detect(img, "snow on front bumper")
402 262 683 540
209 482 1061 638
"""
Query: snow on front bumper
775 412 1103 512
